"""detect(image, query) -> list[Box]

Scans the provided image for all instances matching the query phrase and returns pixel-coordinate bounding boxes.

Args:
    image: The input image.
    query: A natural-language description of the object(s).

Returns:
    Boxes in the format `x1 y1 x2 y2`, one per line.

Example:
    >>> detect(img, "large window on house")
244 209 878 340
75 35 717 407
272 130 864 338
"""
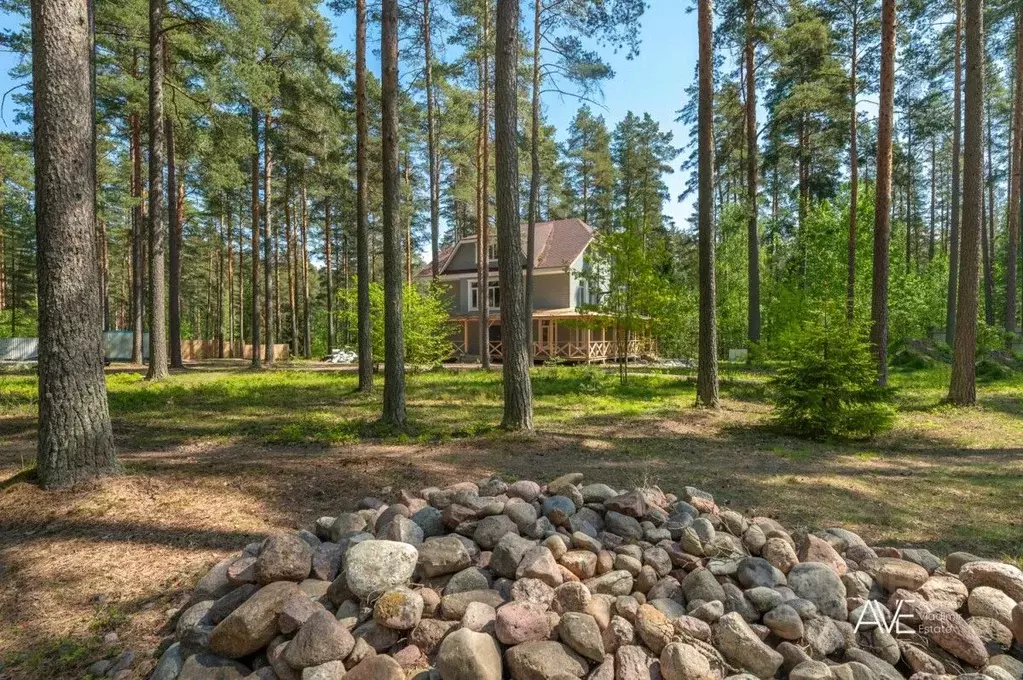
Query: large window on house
469 281 500 310
487 242 499 262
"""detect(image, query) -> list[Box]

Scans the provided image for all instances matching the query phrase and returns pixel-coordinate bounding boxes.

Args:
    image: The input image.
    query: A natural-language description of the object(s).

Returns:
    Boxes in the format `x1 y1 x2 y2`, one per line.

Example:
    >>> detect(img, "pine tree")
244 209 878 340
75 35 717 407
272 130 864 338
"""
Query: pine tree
949 0 984 405
697 0 720 408
495 0 533 430
31 0 118 486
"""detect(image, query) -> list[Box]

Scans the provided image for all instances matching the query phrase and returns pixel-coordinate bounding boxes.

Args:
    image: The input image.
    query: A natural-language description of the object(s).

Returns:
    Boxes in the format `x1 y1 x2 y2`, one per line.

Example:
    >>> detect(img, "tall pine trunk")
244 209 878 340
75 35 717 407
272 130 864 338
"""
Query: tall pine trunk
871 0 896 386
146 0 169 381
1007 10 1023 339
130 107 145 364
424 0 440 280
263 112 275 366
325 199 335 351
381 0 407 426
696 0 719 408
745 0 760 342
226 198 235 355
31 0 117 487
946 0 963 345
525 0 541 360
478 5 491 370
249 106 262 368
982 113 994 325
495 0 533 429
356 0 373 390
301 183 311 359
949 0 984 405
286 176 298 356
846 10 859 321
166 107 183 369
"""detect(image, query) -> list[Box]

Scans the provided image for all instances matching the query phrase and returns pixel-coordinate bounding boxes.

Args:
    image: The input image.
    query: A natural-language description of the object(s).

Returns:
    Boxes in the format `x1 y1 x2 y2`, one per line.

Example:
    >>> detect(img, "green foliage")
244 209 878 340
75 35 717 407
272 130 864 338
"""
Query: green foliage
772 311 895 439
340 281 455 371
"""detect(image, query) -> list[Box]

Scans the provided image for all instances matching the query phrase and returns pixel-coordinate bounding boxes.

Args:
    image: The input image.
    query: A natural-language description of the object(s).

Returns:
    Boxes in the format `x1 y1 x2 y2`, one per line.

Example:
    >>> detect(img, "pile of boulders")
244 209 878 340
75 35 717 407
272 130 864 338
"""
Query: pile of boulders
150 474 1023 680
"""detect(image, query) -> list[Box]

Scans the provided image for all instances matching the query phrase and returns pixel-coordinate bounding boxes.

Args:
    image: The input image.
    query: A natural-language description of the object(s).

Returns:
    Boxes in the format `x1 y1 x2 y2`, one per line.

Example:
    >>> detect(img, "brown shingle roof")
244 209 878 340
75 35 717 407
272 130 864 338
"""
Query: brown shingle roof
421 218 593 276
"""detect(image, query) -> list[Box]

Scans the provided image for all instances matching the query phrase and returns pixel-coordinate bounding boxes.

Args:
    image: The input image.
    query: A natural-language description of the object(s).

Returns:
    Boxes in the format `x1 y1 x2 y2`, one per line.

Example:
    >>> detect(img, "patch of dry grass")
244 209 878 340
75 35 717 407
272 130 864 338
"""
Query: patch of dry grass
0 362 1020 678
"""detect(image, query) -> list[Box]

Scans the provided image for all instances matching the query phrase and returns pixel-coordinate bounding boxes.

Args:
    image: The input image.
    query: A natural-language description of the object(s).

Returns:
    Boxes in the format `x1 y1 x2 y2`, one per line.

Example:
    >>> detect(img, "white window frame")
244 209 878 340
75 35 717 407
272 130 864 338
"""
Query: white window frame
487 241 499 262
469 280 501 311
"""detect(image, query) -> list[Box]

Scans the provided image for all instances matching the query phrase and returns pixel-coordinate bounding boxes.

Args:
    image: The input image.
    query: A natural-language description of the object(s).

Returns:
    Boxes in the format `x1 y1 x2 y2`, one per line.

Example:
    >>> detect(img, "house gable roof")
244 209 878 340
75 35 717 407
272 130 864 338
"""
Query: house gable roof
419 218 594 277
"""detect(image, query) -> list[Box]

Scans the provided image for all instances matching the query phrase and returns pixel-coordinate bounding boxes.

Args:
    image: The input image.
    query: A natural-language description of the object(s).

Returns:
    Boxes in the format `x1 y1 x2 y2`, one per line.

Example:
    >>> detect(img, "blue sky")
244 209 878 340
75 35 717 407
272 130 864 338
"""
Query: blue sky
0 1 700 225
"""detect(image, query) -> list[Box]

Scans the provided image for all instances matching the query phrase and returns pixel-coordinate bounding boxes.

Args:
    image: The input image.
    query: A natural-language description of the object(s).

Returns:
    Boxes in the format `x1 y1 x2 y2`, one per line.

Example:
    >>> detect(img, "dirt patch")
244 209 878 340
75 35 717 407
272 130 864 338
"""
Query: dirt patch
1 390 1021 678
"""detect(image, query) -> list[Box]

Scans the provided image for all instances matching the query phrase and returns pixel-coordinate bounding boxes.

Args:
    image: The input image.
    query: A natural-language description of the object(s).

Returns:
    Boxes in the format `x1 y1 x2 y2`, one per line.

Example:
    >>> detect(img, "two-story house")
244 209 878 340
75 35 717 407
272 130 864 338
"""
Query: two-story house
421 218 656 363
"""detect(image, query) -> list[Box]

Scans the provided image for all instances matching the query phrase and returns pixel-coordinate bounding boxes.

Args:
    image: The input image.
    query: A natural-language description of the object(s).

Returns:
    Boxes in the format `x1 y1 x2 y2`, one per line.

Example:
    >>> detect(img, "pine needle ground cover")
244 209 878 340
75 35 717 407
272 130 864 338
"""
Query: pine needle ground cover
0 363 1020 678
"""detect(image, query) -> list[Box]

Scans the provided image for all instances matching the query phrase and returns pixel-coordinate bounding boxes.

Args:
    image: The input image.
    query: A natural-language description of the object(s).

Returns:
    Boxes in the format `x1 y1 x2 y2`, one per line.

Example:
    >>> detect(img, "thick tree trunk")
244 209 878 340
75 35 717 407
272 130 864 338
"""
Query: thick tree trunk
1007 10 1023 339
32 0 118 488
745 0 760 342
146 0 168 381
525 0 541 360
870 0 896 387
263 112 275 366
31 0 117 487
381 0 407 426
696 0 719 408
166 111 183 369
946 0 963 346
130 107 145 364
424 0 440 280
949 0 984 405
325 199 334 351
356 0 373 390
494 0 532 430
249 106 261 368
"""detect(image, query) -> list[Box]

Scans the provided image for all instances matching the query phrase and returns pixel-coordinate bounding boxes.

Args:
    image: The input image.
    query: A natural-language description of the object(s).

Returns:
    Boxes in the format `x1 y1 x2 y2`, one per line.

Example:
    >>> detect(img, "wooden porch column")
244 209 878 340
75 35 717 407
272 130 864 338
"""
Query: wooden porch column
462 319 468 358
585 326 591 363
552 321 558 357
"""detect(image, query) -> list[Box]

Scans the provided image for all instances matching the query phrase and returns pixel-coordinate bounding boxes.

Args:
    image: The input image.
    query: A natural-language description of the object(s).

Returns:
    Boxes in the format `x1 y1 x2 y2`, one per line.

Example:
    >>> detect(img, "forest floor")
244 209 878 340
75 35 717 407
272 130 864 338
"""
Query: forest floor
0 362 1021 679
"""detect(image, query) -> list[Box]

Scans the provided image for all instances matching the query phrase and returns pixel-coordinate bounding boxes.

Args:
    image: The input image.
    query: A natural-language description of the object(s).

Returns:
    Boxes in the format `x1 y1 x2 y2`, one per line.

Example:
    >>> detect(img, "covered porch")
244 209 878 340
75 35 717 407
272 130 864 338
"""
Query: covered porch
448 309 657 364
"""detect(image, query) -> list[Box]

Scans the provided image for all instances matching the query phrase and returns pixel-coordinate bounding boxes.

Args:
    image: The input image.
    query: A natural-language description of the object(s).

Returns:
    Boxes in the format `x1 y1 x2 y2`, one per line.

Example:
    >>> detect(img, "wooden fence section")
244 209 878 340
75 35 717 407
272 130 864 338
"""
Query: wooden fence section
180 340 290 361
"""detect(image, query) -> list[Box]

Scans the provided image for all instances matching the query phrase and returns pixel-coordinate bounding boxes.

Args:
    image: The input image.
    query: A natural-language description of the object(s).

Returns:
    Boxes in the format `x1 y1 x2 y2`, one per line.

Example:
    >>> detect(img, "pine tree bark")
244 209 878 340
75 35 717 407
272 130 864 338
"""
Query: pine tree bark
217 211 225 357
745 0 760 342
424 0 440 281
982 113 994 325
696 0 719 408
356 0 373 390
1007 9 1022 339
929 136 936 260
227 198 235 355
166 109 183 369
478 7 491 371
263 112 275 366
870 0 896 386
325 198 335 351
249 106 262 368
946 0 963 345
286 175 298 357
525 0 541 360
495 0 533 430
949 0 984 405
31 0 117 487
130 107 145 364
846 8 859 320
301 183 311 359
381 0 407 426
146 0 169 381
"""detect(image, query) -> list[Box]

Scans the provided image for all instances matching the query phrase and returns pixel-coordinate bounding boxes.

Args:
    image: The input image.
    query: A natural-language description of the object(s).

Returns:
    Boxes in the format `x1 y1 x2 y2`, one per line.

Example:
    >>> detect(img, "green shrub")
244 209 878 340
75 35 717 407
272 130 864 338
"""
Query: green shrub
772 314 895 439
975 357 1011 383
340 281 455 371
